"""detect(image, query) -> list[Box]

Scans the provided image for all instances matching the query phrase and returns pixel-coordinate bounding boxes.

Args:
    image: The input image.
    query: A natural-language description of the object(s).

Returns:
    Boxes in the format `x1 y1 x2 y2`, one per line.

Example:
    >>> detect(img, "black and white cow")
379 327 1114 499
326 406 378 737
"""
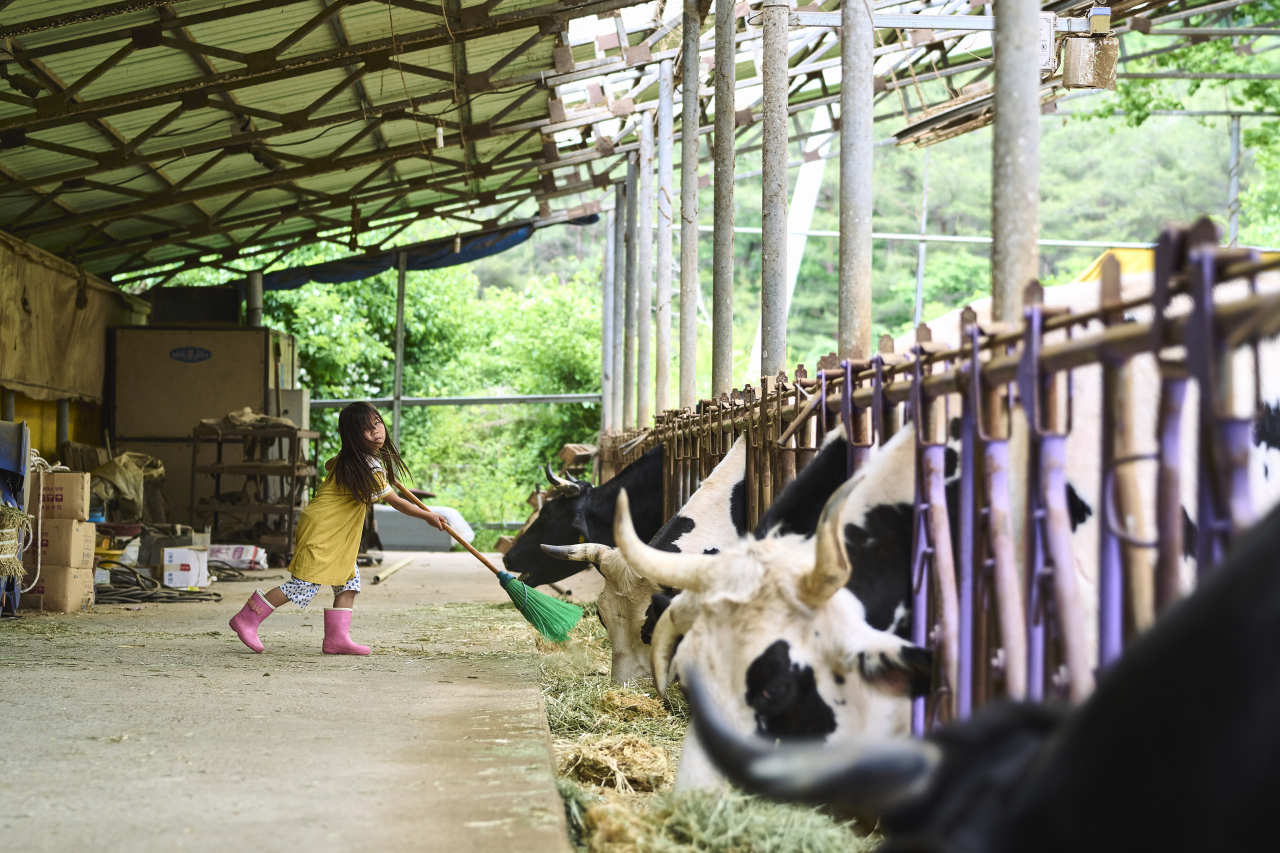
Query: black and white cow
502 445 666 588
687 500 1280 853
615 426 935 790
548 427 878 687
539 436 749 683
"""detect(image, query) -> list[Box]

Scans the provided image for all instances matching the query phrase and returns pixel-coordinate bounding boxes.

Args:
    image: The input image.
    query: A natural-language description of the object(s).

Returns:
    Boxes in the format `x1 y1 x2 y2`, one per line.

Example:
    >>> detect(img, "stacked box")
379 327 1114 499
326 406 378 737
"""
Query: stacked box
31 472 91 521
20 566 94 613
21 517 98 613
23 518 96 569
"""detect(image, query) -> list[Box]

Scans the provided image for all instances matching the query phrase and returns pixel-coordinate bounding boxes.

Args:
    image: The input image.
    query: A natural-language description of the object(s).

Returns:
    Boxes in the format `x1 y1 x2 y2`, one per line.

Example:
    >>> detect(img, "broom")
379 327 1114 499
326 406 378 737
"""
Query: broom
390 481 583 643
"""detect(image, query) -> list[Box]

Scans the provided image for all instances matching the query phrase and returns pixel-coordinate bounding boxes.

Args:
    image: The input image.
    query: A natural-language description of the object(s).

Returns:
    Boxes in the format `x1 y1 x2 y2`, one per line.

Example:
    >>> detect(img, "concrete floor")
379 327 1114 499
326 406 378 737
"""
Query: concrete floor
0 553 604 853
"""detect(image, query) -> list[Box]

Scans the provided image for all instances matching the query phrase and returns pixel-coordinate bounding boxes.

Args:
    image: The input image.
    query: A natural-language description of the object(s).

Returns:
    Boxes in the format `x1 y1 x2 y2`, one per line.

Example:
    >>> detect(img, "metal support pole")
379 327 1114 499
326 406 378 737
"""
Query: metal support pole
679 0 701 410
393 251 407 447
246 269 264 328
637 112 656 427
623 156 639 430
760 0 789 378
601 209 617 434
56 399 70 449
657 61 676 416
839 0 874 359
1228 114 1242 247
1 389 14 422
712 0 736 398
914 147 930 327
612 185 627 431
990 0 1041 324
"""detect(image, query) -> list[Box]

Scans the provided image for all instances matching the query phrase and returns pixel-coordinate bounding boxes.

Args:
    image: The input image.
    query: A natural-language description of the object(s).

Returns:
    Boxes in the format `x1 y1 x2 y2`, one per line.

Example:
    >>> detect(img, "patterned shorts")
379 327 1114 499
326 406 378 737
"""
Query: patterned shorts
279 567 361 609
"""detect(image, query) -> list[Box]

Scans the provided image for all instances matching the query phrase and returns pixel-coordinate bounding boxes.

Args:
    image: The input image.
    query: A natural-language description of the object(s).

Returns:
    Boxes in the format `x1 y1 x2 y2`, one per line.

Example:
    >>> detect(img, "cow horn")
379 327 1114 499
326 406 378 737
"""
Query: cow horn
614 490 715 592
650 606 679 698
800 476 859 608
541 543 607 565
546 464 576 489
684 668 940 816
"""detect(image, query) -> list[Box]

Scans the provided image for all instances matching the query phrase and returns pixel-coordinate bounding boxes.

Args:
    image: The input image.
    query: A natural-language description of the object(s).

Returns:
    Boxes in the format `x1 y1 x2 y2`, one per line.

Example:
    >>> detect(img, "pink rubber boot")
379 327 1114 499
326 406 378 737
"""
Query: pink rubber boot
322 608 370 656
229 590 274 653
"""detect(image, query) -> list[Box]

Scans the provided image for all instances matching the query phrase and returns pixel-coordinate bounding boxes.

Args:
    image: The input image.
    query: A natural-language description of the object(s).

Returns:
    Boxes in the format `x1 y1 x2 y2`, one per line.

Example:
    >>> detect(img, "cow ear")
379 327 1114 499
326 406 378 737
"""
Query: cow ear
856 645 932 699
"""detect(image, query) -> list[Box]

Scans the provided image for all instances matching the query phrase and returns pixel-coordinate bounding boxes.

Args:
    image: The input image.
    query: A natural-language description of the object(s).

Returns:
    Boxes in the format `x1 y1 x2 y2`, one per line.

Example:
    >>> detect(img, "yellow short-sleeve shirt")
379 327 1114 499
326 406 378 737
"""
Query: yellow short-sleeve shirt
287 457 393 586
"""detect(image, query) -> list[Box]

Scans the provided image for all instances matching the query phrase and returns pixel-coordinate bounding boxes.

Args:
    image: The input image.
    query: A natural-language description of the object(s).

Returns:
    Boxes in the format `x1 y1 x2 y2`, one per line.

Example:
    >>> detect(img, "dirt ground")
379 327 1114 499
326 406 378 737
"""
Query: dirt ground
0 553 604 853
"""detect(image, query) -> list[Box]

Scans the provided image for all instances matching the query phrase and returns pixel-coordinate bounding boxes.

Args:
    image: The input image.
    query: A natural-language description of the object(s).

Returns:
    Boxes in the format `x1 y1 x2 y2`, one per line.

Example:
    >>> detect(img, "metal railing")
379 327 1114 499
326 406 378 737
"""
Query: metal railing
602 221 1280 729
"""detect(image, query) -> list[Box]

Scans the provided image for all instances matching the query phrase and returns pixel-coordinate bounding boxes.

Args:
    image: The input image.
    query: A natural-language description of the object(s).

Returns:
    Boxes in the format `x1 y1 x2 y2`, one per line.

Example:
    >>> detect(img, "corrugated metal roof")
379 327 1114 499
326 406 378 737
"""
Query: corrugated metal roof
0 0 670 283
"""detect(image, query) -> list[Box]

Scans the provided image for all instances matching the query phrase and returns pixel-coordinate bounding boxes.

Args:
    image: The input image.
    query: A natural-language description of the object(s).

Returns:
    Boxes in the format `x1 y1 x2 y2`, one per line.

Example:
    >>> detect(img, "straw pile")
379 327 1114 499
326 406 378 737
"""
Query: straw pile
562 784 880 853
0 507 31 578
540 602 877 853
558 733 671 793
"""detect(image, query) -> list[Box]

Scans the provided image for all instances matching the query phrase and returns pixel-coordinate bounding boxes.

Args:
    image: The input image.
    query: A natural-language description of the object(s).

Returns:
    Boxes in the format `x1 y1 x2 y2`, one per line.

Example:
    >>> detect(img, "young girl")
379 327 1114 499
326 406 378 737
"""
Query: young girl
229 401 445 655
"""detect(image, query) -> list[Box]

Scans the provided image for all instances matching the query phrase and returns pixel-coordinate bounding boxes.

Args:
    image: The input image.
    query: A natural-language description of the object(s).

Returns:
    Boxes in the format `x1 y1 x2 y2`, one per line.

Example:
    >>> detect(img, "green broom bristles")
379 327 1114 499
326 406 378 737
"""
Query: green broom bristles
498 570 583 643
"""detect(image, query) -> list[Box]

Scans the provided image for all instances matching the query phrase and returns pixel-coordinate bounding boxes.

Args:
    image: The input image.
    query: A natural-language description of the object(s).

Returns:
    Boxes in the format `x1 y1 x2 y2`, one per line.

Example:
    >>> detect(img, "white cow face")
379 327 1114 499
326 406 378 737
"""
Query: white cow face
614 490 931 791
540 543 662 685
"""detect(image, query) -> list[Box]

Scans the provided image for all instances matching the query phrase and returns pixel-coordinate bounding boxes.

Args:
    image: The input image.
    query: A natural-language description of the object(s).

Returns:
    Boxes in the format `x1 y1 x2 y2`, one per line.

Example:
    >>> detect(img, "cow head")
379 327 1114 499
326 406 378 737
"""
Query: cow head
683 668 942 821
502 467 595 585
503 445 666 588
614 488 932 790
540 542 663 684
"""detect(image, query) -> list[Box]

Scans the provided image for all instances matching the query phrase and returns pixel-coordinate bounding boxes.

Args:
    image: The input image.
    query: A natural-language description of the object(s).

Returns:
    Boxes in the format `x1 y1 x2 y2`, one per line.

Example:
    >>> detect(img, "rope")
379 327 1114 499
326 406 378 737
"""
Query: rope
20 450 68 594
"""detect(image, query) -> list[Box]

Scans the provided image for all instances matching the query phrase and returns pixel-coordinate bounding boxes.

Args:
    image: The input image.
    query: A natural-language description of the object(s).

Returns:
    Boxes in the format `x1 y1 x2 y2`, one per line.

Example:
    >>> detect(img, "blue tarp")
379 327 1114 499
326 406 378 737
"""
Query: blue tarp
250 215 599 292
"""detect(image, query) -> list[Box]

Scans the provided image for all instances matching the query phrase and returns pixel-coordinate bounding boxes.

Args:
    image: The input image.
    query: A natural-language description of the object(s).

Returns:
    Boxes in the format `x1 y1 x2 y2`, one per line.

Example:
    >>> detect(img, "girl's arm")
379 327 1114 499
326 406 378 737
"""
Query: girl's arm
381 490 447 530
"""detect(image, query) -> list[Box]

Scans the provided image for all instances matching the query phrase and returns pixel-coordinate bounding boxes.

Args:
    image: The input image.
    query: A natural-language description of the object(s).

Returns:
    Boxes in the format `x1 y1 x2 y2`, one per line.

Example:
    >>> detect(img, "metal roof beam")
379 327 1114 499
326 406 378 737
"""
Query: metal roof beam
2 0 314 42
61 148 548 261
0 0 647 135
6 34 216 237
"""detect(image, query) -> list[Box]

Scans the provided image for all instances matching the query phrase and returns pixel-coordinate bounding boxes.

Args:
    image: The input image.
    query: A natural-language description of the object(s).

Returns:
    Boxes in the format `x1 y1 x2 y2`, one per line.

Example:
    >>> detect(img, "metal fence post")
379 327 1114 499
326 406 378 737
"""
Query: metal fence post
839 0 873 359
657 61 675 415
712 0 736 398
624 156 639 430
602 209 616 434
991 0 1041 324
1228 114 1241 247
56 399 70 449
679 0 701 411
638 111 656 428
760 0 789 378
247 269 264 328
393 251 406 446
914 147 930 327
612 183 627 431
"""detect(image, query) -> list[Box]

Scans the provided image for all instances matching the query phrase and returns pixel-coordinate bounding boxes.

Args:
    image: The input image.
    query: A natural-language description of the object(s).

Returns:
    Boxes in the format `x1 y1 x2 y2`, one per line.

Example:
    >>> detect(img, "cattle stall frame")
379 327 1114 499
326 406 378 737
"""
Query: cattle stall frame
597 224 1280 732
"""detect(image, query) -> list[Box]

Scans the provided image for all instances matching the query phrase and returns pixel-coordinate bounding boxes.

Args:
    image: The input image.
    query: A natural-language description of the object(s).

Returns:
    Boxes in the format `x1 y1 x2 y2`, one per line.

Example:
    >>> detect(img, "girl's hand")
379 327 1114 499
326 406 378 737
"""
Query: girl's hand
424 511 447 531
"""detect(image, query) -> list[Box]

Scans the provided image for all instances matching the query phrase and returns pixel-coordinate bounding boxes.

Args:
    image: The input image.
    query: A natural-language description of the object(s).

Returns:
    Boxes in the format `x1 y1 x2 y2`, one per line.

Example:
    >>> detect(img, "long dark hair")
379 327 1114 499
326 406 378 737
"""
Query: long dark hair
331 402 409 505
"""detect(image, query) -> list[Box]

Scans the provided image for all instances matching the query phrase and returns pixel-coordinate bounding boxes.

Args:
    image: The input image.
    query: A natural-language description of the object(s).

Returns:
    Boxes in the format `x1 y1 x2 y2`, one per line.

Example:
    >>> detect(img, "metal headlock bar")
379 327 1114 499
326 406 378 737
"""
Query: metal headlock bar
597 226 1280 728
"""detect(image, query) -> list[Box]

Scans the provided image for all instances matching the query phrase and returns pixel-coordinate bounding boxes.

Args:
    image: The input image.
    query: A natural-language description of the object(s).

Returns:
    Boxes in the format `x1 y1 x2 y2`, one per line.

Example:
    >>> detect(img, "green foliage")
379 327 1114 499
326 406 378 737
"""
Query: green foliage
153 220 605 545
1240 142 1280 247
1078 2 1280 127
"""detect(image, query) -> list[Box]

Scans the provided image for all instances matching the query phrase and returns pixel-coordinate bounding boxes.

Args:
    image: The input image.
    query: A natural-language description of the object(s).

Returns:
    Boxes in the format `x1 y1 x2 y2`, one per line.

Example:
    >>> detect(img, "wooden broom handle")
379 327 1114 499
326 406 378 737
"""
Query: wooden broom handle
390 480 502 577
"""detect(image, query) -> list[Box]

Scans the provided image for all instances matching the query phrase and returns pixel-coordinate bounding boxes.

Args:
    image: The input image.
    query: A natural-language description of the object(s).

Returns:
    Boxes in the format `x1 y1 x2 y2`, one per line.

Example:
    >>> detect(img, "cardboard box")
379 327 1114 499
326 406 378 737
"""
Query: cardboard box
20 565 94 613
23 519 96 569
208 544 268 570
161 546 209 588
31 472 91 521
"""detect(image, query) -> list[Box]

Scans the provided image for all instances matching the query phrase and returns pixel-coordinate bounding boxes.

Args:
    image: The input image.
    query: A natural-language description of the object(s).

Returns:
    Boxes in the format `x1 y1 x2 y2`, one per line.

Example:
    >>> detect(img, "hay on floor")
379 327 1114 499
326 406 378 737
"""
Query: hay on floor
559 782 881 853
557 733 671 793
